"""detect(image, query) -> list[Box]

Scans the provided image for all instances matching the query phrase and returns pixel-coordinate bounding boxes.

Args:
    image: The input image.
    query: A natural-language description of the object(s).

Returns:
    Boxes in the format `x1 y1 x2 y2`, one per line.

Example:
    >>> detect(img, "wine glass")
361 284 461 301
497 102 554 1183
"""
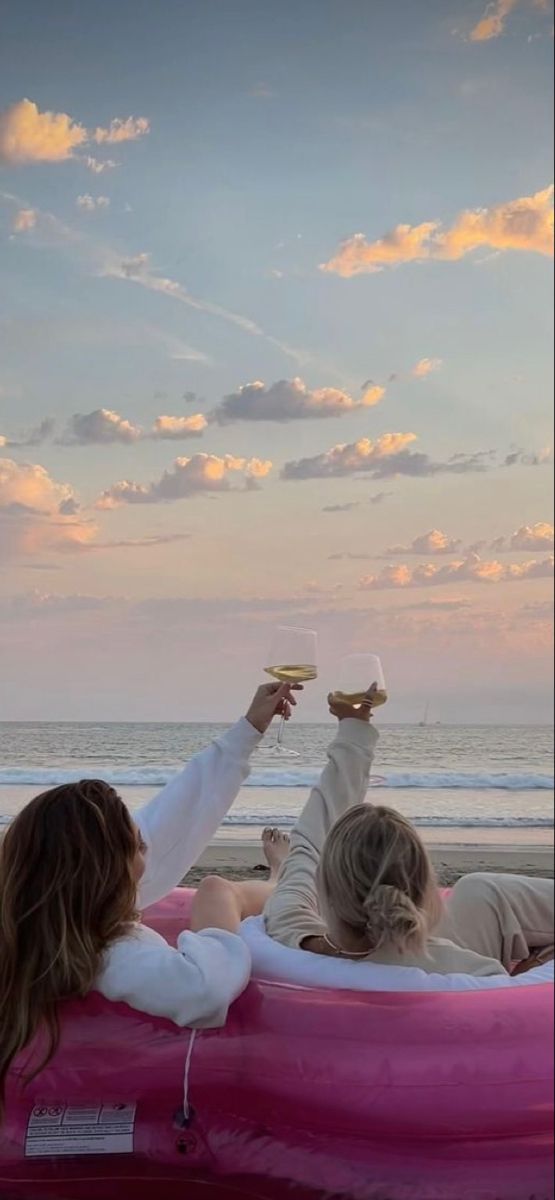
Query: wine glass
334 653 387 709
264 626 318 755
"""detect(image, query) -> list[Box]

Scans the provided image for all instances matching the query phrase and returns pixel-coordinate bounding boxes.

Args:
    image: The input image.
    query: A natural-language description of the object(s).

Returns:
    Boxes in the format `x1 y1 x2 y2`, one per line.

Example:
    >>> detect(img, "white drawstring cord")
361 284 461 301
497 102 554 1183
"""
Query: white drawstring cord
183 1029 197 1122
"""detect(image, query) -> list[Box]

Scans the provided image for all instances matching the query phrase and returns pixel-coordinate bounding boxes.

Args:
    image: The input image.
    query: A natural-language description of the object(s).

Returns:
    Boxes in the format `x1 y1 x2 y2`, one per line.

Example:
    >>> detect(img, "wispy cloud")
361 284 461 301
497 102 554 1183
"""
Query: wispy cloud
321 185 554 276
469 0 550 42
96 454 273 508
12 207 37 233
93 117 150 145
83 156 118 175
210 376 385 424
281 433 493 481
102 252 308 364
411 357 443 379
1 418 56 447
76 194 110 212
0 98 149 165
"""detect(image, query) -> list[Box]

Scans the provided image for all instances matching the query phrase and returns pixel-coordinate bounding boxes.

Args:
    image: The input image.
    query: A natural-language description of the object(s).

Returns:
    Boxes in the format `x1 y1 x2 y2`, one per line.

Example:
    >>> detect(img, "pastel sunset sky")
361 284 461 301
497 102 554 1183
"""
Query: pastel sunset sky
0 0 553 722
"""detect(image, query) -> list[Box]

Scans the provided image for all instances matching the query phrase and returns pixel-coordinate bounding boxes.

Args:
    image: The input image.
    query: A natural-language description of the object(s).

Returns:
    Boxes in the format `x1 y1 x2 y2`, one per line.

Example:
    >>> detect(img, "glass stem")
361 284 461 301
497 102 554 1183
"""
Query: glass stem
276 712 286 746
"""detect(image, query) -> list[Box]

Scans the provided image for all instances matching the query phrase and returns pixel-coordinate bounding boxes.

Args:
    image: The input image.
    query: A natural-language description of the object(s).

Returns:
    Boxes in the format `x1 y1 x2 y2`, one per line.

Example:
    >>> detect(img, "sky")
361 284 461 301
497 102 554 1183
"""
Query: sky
0 0 553 723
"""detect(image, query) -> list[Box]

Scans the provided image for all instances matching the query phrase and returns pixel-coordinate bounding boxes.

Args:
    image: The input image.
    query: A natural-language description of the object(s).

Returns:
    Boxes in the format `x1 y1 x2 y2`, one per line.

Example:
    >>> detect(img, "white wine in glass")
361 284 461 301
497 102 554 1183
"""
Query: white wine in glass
265 626 318 753
333 653 387 708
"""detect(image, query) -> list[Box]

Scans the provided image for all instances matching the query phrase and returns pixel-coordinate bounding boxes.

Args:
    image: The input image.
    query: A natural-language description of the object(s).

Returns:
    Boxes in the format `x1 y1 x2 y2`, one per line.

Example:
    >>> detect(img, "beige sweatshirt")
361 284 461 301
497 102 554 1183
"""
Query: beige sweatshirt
264 719 506 977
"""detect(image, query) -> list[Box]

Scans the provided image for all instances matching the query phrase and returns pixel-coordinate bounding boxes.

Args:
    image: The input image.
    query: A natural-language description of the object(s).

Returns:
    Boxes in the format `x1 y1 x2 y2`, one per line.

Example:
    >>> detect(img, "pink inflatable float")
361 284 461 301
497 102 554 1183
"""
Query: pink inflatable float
1 888 553 1200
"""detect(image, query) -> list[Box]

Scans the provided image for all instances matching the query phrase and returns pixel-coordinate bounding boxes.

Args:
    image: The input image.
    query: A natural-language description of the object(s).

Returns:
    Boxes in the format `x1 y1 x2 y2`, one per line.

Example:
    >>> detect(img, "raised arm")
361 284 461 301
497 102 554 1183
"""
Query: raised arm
136 682 298 909
264 700 378 950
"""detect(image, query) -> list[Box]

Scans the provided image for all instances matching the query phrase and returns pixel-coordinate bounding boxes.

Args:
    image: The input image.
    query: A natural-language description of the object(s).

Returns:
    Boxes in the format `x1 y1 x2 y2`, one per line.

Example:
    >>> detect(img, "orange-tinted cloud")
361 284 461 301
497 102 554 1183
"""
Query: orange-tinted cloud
12 207 37 232
96 453 273 508
151 414 208 439
491 522 554 552
58 408 208 445
282 434 493 480
385 530 462 556
0 98 149 165
470 0 549 42
360 552 554 590
321 186 554 275
0 99 87 164
411 357 443 379
211 376 385 424
0 457 95 558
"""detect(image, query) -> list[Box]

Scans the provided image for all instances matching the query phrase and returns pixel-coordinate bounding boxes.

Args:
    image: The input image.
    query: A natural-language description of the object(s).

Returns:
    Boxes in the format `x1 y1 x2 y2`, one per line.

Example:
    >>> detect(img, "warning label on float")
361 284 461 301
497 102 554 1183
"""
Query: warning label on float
25 1103 136 1157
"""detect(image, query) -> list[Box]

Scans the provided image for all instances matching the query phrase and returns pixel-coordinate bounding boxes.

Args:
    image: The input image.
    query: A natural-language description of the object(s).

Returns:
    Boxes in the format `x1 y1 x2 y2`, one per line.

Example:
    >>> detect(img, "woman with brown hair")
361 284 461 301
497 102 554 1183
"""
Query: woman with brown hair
0 681 297 1120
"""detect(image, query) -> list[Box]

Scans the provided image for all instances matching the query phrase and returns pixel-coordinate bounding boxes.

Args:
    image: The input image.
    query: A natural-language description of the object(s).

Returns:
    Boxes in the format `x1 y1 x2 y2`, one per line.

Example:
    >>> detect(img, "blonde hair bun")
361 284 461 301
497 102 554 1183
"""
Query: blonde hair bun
362 883 427 953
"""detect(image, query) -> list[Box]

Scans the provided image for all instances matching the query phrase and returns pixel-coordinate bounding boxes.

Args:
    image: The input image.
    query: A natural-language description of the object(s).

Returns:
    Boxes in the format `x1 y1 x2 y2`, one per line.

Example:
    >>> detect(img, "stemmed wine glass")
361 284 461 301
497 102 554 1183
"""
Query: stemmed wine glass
264 626 318 756
333 653 387 709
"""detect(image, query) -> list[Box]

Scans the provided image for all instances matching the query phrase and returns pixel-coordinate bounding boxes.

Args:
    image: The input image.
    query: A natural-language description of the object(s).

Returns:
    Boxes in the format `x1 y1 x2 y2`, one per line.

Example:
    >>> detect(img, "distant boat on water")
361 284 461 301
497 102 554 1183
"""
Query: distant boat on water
418 702 430 727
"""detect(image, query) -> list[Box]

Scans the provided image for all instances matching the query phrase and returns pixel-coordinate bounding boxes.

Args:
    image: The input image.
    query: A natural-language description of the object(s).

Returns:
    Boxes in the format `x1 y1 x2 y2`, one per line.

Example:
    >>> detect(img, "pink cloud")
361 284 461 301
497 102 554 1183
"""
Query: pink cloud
360 553 554 591
96 453 273 508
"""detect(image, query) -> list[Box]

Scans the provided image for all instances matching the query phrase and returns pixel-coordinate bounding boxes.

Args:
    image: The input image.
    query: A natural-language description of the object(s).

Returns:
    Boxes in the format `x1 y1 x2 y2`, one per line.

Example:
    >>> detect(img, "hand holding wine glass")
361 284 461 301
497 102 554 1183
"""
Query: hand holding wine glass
264 626 318 754
245 680 302 735
332 653 387 709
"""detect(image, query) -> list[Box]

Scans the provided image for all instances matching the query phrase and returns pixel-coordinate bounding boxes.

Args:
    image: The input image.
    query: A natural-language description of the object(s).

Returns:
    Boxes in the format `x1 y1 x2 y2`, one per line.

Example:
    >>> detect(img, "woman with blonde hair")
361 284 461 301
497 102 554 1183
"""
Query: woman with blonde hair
264 688 554 975
0 681 297 1121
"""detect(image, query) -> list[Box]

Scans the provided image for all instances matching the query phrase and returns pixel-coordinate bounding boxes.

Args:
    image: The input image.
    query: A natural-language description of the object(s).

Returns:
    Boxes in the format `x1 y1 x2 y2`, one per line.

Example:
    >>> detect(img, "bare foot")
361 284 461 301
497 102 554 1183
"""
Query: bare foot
262 827 290 881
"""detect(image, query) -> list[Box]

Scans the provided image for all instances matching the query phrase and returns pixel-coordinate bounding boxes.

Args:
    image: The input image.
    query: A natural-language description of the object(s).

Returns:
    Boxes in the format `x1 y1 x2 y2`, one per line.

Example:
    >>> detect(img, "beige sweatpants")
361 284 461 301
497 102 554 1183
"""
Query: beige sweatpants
437 872 554 972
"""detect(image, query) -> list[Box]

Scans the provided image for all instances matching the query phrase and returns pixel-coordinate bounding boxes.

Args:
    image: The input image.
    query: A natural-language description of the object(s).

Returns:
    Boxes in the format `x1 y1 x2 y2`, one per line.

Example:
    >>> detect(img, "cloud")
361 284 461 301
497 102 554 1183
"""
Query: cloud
83 156 118 174
385 529 463 556
96 454 273 508
470 0 549 42
3 418 56 447
359 553 554 591
504 446 553 466
61 409 143 445
76 194 110 212
321 185 554 275
58 408 208 445
492 522 554 552
412 357 443 379
370 491 392 504
0 457 95 558
0 98 149 166
400 597 472 611
12 207 37 233
0 98 87 164
210 376 385 424
102 252 307 363
93 117 150 145
322 502 360 513
281 433 492 481
151 414 208 439
0 590 117 619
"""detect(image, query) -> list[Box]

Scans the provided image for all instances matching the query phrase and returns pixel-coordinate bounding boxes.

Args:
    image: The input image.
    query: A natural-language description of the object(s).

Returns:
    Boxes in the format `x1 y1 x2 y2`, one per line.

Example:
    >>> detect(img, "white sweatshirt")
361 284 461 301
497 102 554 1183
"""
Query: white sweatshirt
95 717 261 1026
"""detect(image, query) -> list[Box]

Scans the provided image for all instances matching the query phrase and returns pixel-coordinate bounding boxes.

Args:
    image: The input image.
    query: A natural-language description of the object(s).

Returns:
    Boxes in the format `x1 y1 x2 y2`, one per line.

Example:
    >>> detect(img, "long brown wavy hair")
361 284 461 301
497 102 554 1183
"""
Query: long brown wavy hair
0 780 140 1121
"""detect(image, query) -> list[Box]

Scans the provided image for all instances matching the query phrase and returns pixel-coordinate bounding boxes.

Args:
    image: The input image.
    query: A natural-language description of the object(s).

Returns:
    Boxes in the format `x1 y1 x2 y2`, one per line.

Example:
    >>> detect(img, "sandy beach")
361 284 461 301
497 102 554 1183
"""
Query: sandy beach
183 837 554 888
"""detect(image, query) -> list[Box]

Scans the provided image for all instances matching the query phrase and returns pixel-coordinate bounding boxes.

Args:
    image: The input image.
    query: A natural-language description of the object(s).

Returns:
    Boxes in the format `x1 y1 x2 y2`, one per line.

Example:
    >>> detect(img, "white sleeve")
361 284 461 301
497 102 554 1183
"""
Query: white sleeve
264 720 378 948
97 928 251 1027
136 718 262 909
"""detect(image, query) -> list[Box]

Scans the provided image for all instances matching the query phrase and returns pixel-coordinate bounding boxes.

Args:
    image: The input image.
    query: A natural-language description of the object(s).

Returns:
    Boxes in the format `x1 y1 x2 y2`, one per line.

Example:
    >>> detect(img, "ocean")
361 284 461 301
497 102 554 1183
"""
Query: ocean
0 721 553 844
